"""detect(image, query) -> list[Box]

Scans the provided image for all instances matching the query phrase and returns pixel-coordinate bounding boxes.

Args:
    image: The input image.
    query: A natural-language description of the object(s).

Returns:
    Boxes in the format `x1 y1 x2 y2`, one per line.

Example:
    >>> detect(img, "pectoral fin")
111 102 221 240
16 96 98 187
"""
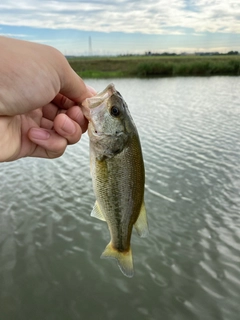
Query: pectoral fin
134 202 149 238
91 201 106 221
101 242 134 278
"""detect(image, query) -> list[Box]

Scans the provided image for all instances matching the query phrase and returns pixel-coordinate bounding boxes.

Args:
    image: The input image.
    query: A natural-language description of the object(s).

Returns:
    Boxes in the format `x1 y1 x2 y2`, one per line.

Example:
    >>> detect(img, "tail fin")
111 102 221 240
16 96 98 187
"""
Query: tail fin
101 243 134 278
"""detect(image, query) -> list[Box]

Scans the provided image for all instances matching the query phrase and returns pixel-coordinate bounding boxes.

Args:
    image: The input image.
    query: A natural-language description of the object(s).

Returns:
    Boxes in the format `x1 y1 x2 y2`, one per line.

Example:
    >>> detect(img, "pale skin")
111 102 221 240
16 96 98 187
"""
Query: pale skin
0 36 96 162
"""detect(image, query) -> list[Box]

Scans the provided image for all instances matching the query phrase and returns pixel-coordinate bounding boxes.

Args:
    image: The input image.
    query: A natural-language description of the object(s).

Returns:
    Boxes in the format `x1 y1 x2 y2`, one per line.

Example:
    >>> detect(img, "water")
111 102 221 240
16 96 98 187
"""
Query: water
1 77 240 320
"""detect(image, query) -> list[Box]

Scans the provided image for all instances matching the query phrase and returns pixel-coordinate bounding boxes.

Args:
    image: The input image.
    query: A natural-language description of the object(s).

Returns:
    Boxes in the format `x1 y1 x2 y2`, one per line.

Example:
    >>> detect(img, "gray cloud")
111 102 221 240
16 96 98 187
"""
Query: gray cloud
0 0 240 35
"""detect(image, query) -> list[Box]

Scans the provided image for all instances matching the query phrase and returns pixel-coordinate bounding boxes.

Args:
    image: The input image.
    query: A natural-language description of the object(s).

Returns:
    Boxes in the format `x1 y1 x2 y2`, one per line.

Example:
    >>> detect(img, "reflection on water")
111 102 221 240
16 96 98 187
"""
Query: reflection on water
1 77 240 320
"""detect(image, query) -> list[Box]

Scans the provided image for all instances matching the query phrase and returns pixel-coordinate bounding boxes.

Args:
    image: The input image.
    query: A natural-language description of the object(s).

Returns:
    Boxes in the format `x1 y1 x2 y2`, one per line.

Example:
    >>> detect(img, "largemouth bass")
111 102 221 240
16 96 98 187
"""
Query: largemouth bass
82 84 149 278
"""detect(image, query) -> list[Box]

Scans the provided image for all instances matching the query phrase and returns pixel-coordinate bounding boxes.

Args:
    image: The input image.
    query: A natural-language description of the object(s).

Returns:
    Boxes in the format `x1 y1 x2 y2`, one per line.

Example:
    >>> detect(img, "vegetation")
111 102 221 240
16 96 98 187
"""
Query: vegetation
67 55 240 78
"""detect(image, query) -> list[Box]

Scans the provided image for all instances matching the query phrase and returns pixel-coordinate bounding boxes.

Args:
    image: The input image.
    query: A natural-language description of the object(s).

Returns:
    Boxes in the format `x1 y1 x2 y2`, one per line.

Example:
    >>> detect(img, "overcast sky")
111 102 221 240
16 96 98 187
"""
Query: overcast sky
0 0 240 55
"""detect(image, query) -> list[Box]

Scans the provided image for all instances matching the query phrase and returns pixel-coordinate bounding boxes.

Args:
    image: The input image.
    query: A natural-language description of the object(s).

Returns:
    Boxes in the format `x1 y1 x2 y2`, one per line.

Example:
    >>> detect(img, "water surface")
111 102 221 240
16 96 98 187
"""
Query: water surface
1 77 240 320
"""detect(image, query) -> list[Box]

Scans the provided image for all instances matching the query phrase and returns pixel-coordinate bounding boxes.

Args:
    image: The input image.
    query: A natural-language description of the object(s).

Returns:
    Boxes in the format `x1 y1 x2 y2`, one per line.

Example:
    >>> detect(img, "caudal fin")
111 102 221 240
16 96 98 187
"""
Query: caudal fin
100 243 134 278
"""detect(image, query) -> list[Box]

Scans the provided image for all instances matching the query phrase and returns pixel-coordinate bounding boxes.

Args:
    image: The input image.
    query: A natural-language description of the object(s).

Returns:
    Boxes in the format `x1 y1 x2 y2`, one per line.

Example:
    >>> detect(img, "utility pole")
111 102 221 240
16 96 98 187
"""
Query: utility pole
89 36 92 56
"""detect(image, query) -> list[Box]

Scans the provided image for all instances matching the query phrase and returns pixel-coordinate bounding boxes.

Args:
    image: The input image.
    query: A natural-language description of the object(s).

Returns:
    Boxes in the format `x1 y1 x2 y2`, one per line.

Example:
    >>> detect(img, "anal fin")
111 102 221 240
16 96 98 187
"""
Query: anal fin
134 202 149 238
91 201 106 221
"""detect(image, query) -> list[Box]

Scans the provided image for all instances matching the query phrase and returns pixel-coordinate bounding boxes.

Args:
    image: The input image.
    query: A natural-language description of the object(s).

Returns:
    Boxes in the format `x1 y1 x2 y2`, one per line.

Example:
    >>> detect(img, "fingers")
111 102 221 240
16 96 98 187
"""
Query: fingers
65 106 88 133
28 128 67 159
40 117 53 130
53 113 82 145
43 95 91 124
51 93 76 110
28 111 85 159
42 104 88 133
42 103 59 121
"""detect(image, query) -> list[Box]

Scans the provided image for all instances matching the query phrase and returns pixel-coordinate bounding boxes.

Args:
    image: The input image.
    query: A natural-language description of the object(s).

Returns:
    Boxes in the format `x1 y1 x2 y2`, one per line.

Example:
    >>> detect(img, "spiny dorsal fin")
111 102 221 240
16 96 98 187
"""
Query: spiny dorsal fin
134 202 149 238
91 201 106 221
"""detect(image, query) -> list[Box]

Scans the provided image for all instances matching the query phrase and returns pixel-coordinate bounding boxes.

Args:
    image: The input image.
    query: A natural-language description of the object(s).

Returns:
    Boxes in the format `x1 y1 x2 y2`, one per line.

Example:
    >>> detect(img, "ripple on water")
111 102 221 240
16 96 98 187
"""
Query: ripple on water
1 78 240 320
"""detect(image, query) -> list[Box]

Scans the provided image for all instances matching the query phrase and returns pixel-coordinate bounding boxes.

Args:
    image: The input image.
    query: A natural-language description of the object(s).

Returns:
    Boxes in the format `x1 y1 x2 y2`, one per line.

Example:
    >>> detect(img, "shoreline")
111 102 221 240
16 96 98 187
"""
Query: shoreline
68 55 240 78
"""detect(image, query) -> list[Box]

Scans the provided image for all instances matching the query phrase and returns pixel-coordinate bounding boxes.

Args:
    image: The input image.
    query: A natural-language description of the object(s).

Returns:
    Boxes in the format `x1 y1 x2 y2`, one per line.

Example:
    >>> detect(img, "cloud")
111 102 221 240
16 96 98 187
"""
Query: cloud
1 0 239 55
0 0 240 35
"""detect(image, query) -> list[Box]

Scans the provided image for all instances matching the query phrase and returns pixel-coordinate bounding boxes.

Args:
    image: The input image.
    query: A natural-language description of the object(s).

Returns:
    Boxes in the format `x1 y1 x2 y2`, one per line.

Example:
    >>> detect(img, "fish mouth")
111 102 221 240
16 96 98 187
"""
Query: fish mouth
82 85 114 121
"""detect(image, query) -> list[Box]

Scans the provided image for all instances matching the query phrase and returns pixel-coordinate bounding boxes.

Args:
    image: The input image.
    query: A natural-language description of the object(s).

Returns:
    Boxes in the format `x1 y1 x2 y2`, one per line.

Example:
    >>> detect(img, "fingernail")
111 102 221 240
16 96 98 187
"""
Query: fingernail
61 117 76 135
30 128 50 140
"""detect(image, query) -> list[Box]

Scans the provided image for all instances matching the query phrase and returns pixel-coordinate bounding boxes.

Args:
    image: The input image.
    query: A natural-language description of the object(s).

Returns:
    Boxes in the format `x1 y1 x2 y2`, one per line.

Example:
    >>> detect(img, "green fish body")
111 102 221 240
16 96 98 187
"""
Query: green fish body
82 84 148 277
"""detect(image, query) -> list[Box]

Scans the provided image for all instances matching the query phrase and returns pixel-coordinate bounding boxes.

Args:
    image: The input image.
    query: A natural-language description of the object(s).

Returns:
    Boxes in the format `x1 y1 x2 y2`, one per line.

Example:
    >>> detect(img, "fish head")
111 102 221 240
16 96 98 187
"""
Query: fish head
91 91 126 135
82 84 133 160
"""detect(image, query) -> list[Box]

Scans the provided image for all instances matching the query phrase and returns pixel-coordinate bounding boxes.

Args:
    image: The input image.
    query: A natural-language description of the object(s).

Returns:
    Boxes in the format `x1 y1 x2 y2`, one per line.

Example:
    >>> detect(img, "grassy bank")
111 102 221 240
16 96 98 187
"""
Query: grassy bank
68 55 240 78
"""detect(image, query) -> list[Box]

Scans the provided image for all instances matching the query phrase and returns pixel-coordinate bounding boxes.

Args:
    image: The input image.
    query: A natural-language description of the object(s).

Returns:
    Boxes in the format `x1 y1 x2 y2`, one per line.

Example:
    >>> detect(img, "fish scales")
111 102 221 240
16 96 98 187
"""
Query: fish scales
82 83 149 277
91 133 144 251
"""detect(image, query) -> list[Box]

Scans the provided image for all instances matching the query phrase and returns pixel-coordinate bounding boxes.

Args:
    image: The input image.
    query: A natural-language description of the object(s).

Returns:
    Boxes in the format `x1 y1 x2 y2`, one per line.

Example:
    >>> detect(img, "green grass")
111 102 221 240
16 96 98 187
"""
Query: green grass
67 55 240 78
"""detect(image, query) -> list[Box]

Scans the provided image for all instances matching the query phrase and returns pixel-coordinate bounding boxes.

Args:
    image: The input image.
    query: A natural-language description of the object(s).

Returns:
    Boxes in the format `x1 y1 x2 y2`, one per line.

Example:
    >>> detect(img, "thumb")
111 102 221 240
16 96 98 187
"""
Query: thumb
59 65 95 104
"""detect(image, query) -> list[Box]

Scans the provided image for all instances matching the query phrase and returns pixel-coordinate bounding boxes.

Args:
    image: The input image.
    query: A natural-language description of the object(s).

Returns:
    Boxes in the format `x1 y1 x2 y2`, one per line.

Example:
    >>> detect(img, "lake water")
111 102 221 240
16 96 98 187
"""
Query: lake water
1 77 240 320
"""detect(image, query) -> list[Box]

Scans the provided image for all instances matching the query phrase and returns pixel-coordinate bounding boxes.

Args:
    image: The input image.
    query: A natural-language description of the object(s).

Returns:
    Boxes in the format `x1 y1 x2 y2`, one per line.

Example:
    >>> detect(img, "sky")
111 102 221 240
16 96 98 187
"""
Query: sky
0 0 240 55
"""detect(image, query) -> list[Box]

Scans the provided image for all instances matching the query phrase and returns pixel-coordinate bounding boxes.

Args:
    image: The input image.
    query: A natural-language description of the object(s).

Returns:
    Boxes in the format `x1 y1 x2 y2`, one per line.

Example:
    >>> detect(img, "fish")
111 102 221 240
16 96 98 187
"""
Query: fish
82 84 149 278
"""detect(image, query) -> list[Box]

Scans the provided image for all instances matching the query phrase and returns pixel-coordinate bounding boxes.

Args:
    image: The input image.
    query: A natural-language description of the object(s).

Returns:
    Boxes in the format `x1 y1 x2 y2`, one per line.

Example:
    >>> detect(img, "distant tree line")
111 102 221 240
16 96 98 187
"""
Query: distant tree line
227 51 239 55
145 51 239 56
145 51 177 56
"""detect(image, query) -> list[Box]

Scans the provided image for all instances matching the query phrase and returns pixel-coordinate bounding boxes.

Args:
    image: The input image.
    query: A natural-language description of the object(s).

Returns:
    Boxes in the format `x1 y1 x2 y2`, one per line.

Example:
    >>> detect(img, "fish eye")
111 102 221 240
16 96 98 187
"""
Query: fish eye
110 106 120 117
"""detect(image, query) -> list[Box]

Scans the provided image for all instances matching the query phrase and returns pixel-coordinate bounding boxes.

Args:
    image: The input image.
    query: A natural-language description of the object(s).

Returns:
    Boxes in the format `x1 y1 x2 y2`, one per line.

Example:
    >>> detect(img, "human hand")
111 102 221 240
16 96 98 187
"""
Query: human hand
0 36 96 162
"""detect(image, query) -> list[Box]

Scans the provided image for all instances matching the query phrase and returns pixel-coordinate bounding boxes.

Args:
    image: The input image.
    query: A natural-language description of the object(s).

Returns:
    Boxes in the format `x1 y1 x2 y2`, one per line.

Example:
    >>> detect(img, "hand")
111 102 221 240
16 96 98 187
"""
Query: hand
0 36 96 162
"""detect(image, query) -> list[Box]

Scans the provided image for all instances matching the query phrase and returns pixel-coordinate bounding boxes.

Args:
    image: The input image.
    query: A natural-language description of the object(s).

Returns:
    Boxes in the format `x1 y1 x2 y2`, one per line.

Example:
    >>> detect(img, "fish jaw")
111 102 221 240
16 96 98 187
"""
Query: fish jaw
81 83 116 121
